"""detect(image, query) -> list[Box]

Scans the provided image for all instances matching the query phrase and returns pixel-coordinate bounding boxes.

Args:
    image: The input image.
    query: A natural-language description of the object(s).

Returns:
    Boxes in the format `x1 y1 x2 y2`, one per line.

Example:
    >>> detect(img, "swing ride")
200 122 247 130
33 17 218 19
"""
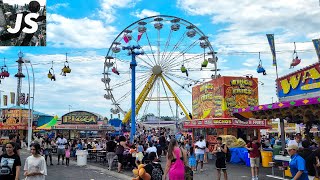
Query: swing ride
47 53 72 81
102 15 218 124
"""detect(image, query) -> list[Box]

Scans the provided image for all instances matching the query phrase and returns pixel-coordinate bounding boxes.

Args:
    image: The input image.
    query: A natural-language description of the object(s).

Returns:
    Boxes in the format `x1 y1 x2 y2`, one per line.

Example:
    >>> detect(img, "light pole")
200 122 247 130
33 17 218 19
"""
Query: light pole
23 56 35 151
122 45 144 143
68 105 72 113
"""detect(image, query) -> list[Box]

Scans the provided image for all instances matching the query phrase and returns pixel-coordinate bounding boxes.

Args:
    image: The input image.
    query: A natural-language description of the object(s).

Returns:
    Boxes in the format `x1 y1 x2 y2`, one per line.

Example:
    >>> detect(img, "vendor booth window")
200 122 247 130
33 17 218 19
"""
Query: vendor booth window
207 128 217 135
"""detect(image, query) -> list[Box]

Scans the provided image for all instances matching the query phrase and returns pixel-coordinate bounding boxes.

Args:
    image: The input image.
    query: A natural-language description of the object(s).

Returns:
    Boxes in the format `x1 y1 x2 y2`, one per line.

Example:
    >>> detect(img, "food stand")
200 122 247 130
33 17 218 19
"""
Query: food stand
184 76 271 148
52 111 113 139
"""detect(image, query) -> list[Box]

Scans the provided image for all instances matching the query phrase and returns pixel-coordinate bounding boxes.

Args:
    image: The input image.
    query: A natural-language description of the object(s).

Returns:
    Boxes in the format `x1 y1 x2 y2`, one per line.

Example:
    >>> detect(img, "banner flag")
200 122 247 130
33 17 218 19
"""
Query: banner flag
137 32 143 41
312 39 320 61
10 92 15 104
3 95 7 106
266 34 277 66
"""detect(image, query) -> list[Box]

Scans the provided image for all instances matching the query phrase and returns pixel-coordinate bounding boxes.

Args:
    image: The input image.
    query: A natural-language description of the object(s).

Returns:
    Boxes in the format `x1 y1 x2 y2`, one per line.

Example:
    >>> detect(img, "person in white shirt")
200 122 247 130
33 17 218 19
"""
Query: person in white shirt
287 133 302 148
146 143 158 158
56 135 67 165
194 136 206 172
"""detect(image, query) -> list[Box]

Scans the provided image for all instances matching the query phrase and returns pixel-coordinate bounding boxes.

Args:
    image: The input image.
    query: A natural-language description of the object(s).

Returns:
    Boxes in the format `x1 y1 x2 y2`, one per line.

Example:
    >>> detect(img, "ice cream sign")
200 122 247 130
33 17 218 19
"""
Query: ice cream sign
277 62 320 98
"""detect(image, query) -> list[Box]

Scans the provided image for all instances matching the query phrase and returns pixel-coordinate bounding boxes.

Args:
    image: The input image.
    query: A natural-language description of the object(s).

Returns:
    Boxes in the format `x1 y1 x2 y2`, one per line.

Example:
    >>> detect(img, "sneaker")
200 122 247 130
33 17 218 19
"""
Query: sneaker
200 169 204 172
57 163 60 165
251 177 256 180
50 163 53 166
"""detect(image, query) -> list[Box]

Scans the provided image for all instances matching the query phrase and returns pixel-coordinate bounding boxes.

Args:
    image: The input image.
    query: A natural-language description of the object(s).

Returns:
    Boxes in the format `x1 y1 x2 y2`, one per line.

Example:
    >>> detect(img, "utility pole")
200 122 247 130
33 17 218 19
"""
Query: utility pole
122 45 144 143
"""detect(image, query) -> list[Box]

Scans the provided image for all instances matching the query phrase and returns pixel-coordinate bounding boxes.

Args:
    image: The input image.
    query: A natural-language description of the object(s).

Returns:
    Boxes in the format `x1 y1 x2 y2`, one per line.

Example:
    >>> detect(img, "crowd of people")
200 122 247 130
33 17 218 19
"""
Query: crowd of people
2 129 320 180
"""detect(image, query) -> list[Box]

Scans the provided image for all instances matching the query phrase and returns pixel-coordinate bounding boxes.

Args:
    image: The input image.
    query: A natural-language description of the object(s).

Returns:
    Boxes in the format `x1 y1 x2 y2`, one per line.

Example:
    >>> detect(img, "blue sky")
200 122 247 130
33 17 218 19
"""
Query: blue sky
1 0 320 119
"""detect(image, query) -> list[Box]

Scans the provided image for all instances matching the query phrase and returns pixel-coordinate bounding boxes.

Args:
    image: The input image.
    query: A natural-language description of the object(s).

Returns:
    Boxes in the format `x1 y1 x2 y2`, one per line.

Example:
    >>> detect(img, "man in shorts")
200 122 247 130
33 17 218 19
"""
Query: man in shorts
56 134 67 165
246 136 261 180
194 135 206 172
212 137 228 180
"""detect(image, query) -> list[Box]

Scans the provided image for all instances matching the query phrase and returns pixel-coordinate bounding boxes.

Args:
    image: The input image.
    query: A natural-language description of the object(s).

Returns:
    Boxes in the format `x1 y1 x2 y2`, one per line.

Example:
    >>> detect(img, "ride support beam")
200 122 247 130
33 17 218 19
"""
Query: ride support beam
160 74 191 120
122 74 157 124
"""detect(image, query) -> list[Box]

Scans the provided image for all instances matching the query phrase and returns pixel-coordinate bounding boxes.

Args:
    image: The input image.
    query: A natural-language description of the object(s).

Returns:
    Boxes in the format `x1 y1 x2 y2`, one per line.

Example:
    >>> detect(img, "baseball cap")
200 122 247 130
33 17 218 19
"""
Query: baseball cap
285 144 299 151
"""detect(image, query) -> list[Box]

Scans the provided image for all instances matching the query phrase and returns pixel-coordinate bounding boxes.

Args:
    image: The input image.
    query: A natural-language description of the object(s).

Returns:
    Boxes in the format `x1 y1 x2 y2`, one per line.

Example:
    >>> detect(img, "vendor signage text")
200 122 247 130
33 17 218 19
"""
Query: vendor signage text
277 62 320 98
62 111 98 124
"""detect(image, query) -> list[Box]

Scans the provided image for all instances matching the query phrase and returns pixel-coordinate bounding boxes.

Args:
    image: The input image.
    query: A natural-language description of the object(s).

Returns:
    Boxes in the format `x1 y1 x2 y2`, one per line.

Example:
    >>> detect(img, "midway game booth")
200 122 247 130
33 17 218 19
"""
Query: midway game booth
51 111 114 140
184 76 271 150
0 106 54 145
234 62 320 149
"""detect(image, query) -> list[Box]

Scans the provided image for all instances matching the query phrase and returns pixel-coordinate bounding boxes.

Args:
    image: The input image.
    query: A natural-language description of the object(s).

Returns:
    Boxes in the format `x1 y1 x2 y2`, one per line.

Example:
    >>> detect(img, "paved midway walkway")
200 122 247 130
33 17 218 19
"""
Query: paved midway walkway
18 150 131 180
15 149 290 180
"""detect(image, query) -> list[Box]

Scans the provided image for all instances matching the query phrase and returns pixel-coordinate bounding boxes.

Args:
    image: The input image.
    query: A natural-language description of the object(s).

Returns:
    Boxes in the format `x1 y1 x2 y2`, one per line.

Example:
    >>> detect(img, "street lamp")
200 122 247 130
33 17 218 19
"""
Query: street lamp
22 54 35 151
68 105 72 113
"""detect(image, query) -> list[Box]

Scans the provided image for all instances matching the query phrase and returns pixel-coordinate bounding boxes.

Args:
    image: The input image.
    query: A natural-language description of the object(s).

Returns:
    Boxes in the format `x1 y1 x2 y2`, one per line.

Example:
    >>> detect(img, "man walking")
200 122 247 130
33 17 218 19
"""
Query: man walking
56 134 67 165
246 136 261 180
212 137 228 180
195 135 206 172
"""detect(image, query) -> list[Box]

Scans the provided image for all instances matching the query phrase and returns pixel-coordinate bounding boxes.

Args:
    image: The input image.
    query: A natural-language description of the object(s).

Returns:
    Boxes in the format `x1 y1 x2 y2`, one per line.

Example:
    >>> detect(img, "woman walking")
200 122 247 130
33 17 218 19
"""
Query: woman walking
0 142 21 180
24 143 47 180
164 139 187 180
43 139 53 166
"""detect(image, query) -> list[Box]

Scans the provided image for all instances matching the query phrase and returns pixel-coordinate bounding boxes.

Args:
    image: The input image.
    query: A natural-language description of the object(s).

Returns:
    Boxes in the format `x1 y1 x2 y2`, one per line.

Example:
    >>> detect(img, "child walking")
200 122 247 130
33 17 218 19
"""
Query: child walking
65 144 71 166
189 147 196 172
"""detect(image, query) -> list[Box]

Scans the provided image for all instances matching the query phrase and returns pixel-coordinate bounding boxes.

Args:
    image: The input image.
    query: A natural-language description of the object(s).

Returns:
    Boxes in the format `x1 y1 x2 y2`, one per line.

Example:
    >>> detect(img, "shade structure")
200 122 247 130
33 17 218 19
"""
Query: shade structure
36 115 58 130
233 96 320 122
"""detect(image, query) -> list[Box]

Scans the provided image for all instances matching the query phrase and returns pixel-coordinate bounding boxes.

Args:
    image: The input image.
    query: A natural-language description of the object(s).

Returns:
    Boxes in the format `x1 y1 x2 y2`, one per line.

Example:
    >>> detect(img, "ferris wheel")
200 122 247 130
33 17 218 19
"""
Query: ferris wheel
102 15 218 124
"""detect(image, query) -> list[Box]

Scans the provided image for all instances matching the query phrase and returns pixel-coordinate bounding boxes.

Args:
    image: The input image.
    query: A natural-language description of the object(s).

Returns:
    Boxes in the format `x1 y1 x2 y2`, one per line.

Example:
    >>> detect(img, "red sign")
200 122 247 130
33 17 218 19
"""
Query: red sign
183 118 270 129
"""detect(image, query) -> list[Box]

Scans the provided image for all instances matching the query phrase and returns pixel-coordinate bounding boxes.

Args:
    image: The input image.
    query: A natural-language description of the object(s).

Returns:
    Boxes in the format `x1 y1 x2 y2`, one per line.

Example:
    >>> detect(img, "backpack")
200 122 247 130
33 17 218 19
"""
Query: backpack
151 163 163 180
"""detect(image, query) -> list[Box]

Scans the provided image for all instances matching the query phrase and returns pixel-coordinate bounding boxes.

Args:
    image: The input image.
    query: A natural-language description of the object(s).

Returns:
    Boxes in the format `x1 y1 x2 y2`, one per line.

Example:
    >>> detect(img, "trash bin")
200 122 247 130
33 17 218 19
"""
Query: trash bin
76 150 88 166
261 151 273 167
285 167 292 177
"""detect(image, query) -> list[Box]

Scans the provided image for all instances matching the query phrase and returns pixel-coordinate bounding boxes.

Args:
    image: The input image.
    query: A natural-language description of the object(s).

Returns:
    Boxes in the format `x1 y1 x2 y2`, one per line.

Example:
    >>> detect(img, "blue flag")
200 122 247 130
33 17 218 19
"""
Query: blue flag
266 34 277 66
312 39 320 61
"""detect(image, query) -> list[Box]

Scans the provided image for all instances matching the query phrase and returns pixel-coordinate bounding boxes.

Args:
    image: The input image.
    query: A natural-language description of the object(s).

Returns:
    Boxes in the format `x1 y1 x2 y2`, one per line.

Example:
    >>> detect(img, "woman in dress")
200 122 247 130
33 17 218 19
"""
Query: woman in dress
24 143 47 180
164 139 188 180
0 142 21 180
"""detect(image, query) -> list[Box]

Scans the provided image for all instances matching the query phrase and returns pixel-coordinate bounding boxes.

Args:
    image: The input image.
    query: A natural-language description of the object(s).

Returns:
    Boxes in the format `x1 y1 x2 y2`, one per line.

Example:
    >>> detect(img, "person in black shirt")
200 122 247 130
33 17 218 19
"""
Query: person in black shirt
0 142 21 180
212 137 228 180
2 134 21 156
144 152 163 180
106 136 117 170
298 140 316 178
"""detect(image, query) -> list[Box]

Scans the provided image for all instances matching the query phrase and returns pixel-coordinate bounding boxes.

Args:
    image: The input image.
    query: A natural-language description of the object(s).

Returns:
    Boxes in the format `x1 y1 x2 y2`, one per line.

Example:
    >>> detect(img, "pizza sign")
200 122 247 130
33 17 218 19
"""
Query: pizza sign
62 111 98 124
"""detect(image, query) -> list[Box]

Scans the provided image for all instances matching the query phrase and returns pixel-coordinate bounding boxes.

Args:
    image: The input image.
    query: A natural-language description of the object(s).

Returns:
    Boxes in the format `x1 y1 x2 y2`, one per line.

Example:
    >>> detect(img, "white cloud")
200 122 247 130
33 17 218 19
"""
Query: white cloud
0 47 10 53
47 3 69 11
47 14 117 48
98 0 141 23
131 9 160 19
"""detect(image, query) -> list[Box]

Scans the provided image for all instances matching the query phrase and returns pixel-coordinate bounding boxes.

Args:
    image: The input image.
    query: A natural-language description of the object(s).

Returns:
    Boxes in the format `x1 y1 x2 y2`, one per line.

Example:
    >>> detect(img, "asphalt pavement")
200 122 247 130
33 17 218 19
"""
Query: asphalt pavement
11 149 291 180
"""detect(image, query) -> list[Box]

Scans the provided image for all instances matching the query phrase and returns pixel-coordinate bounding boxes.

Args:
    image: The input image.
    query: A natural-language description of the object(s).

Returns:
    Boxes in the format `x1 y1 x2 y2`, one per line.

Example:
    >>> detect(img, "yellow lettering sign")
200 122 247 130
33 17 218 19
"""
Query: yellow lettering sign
280 66 320 94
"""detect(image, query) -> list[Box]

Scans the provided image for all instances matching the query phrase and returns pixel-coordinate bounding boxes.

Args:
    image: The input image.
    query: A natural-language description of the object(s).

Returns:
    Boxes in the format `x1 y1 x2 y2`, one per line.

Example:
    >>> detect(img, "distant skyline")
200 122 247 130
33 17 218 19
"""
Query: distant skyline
0 0 319 119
